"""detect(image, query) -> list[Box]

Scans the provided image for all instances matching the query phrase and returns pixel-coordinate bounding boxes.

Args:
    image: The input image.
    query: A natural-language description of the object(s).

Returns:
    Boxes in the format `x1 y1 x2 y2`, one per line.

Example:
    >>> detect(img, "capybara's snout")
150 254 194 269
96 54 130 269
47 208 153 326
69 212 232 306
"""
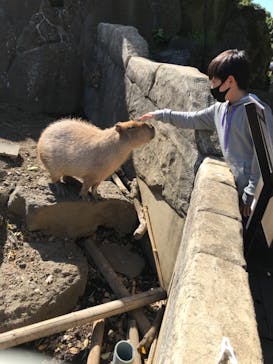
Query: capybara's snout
143 122 155 140
147 123 155 139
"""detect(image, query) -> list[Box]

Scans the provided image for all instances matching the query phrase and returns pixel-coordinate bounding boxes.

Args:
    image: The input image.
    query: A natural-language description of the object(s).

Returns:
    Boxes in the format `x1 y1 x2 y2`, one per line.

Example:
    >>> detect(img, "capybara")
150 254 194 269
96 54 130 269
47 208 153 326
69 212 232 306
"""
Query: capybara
37 118 155 199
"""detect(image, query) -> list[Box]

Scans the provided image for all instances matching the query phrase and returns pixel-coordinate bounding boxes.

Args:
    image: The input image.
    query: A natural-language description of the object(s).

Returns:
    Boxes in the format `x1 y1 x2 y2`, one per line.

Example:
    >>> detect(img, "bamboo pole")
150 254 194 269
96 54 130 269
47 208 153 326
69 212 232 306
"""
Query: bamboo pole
146 336 158 364
111 172 129 195
143 206 164 288
128 320 142 364
86 319 105 364
111 173 147 239
137 306 165 356
84 239 151 335
0 288 166 350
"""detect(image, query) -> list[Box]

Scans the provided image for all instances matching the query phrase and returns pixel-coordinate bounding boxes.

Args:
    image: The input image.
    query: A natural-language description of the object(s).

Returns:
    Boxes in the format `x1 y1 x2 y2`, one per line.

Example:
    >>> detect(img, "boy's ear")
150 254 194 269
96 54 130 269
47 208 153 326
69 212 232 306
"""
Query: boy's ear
115 123 122 133
227 75 236 85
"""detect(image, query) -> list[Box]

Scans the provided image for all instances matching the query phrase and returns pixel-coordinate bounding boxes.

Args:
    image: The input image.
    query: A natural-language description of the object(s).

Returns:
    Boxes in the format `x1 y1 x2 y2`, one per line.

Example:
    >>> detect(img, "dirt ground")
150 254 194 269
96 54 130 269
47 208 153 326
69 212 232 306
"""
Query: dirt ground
0 103 160 363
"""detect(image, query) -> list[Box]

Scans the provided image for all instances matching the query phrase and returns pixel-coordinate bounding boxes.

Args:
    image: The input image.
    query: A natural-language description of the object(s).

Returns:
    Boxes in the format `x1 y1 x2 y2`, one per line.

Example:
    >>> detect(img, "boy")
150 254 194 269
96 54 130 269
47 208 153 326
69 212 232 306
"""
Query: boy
139 49 273 218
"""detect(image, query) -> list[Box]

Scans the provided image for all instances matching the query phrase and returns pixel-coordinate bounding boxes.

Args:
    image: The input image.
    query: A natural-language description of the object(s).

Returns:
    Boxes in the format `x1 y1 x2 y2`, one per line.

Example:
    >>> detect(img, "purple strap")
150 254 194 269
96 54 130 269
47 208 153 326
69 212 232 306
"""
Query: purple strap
221 104 238 151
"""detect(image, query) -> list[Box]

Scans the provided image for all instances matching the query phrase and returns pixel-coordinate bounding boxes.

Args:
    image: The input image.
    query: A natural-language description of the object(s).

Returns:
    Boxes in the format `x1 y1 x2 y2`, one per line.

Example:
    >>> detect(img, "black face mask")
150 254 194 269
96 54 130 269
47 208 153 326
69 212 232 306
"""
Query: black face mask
210 81 230 102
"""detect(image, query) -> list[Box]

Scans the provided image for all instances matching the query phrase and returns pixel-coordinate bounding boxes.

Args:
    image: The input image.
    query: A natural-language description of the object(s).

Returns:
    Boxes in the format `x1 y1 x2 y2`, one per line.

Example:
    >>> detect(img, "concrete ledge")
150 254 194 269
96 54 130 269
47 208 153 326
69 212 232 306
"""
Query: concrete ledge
154 157 262 363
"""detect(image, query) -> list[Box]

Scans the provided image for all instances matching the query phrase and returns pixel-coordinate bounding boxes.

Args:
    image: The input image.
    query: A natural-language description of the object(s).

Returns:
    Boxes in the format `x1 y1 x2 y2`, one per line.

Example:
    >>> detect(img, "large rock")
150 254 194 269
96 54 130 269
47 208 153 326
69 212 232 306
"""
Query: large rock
0 231 88 332
98 23 149 68
7 1 83 114
0 1 84 113
0 0 40 36
83 0 181 45
85 23 149 126
8 43 82 114
0 0 183 113
0 8 16 100
7 179 138 238
128 58 220 215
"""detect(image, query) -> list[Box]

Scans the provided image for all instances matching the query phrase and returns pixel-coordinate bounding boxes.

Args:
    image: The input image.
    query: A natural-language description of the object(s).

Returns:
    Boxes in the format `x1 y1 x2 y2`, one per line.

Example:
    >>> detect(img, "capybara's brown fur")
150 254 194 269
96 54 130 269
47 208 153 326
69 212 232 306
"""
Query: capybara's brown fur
37 118 155 198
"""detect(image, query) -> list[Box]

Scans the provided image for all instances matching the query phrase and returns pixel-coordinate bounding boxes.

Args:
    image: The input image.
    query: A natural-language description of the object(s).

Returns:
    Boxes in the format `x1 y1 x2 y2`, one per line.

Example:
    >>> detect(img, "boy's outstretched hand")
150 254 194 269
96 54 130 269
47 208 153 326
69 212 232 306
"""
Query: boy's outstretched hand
138 113 155 121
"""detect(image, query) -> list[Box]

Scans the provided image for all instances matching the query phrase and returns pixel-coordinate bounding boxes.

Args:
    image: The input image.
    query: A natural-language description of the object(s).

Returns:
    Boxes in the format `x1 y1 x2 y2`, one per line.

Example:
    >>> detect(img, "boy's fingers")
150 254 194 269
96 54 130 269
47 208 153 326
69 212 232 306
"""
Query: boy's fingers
138 114 154 121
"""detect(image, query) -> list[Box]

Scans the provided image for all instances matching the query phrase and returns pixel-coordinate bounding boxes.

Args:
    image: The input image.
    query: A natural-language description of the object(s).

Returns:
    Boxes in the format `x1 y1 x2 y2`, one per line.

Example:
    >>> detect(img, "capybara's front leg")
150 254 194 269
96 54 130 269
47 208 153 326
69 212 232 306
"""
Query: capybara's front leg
48 172 67 199
80 179 90 200
91 183 100 200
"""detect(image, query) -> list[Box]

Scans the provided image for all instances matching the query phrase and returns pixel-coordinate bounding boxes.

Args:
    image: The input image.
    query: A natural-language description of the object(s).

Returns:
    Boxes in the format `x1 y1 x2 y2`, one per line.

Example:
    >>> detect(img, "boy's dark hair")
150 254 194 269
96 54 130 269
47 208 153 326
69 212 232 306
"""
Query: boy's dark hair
207 49 250 90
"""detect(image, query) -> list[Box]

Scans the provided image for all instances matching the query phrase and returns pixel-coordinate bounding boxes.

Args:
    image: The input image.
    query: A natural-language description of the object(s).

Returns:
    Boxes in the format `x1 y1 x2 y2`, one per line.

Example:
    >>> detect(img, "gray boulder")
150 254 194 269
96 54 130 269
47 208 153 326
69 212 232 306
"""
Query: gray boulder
7 2 83 114
0 8 16 100
128 59 220 215
0 232 88 332
85 23 149 126
8 43 82 114
1 1 84 114
8 180 138 238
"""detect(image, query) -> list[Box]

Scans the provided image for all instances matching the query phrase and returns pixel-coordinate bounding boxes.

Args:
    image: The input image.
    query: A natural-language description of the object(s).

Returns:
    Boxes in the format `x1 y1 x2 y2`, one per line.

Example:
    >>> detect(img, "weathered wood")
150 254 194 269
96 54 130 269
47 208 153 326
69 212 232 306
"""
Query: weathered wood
111 173 146 239
128 320 142 364
87 319 105 364
133 197 147 240
146 336 158 364
84 239 151 335
116 168 133 191
137 305 165 356
112 172 130 195
0 288 166 350
143 206 164 288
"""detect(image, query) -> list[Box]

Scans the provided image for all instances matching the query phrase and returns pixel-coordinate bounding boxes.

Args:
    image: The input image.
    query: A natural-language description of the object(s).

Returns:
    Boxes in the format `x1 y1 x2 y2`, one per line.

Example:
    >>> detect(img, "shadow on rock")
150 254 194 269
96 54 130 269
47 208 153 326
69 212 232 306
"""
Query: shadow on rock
0 216 7 266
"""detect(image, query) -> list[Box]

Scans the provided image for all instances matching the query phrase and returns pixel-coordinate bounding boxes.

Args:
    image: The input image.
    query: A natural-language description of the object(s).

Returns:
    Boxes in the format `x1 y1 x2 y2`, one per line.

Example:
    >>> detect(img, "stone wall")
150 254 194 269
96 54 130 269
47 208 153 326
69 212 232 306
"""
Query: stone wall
90 22 221 216
0 0 85 113
0 0 181 114
90 23 262 362
153 158 262 363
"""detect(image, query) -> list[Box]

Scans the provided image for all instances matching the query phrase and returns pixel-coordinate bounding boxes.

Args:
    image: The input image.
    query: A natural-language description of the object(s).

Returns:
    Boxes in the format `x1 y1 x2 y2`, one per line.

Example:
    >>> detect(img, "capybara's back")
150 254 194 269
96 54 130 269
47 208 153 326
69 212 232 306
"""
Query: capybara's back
37 118 155 198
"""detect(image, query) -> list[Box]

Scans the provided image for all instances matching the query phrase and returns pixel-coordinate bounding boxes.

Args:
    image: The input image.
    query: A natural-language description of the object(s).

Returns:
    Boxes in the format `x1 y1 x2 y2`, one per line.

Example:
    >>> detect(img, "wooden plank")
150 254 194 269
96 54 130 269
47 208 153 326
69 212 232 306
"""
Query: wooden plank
143 206 164 288
137 178 184 290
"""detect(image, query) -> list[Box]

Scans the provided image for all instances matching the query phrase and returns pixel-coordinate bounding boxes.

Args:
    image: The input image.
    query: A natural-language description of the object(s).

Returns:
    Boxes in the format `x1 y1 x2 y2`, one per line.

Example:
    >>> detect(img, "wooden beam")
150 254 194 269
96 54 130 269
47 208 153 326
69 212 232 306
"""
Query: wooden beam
87 319 105 364
84 239 151 335
128 320 142 364
137 305 165 356
111 172 130 195
0 288 166 350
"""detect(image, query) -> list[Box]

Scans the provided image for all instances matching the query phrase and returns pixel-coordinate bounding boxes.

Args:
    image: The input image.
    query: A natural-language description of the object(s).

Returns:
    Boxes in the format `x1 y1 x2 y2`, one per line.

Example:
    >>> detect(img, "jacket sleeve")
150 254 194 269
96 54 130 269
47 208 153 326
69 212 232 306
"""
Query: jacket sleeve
242 153 260 206
153 105 216 130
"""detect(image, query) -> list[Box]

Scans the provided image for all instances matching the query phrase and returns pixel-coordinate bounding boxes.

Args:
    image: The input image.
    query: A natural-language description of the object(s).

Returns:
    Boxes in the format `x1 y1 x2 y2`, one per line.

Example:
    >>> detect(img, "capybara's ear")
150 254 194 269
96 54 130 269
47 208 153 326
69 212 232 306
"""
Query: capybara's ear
115 123 122 133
